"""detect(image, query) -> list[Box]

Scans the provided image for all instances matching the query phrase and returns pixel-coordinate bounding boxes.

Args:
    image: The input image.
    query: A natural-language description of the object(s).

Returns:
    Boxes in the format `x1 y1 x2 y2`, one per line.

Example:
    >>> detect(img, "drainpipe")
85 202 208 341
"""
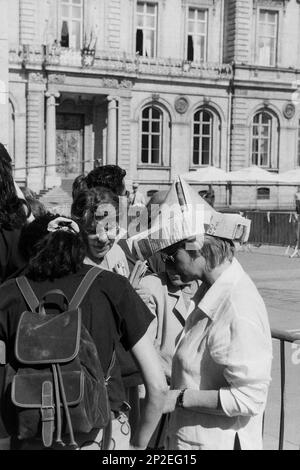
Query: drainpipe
226 61 235 206
227 61 235 172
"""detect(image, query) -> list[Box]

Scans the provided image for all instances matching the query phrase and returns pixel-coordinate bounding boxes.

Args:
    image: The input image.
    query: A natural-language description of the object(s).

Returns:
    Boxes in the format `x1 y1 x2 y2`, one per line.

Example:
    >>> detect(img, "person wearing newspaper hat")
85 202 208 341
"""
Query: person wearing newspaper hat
130 177 272 450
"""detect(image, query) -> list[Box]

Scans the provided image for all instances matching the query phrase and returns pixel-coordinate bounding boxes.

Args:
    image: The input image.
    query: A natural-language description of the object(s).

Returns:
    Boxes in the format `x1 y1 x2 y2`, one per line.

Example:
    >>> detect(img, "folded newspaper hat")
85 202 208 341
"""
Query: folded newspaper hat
130 176 251 260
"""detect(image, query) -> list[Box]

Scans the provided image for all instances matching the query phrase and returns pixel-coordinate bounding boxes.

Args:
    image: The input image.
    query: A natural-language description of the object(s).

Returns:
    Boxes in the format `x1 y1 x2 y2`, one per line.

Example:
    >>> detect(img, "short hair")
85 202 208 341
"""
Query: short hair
20 213 87 281
71 186 119 232
72 174 88 200
192 235 235 271
85 165 126 195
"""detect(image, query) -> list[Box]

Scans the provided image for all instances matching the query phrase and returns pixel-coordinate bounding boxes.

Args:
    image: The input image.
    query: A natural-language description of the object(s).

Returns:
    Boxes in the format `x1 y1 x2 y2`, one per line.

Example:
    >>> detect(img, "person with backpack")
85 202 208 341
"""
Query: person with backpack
0 213 167 450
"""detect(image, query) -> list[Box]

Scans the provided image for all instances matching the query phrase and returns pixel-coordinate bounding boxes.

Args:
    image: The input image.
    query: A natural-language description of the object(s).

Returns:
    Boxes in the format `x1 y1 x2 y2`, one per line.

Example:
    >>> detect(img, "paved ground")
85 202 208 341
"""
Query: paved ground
236 245 300 450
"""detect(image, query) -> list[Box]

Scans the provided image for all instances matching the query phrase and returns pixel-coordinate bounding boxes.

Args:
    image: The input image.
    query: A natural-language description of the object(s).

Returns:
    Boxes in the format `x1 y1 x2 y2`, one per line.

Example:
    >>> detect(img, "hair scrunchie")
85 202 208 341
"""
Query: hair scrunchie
47 217 80 234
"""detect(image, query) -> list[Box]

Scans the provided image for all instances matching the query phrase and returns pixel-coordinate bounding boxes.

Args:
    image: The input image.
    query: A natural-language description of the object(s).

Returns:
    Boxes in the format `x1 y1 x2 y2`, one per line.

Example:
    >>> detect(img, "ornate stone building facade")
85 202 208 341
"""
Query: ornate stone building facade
2 0 300 208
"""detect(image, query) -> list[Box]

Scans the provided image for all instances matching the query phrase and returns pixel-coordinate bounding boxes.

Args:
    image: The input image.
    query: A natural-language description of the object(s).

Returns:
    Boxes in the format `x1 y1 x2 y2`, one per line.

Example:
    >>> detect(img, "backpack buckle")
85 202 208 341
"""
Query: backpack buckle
41 406 55 421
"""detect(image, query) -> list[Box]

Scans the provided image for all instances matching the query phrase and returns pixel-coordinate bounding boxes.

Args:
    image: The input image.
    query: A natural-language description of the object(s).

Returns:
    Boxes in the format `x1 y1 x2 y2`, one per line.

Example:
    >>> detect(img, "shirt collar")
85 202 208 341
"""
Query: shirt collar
167 278 200 298
196 258 245 321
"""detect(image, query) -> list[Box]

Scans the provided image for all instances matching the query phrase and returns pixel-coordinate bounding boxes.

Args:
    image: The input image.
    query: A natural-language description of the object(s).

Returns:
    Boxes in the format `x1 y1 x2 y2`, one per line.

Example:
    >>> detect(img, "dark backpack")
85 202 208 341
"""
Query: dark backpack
5 266 115 449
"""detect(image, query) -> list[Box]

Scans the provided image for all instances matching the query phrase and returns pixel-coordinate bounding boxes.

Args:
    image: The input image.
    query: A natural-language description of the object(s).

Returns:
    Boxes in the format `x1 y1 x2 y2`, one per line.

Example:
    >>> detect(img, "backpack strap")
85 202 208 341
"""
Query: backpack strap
41 381 55 448
101 351 116 450
69 266 103 310
16 276 39 312
101 418 112 450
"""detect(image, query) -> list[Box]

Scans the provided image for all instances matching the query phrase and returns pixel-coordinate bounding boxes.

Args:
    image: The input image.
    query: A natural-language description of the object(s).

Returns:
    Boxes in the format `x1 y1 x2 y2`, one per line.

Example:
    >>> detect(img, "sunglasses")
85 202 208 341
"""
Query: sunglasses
161 242 185 264
161 252 176 264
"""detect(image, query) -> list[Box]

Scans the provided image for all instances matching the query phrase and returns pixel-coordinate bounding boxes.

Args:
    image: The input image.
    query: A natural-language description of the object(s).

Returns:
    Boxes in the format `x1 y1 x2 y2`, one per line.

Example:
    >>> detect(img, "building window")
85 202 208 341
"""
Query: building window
60 0 83 49
257 187 270 200
193 110 213 166
141 106 163 164
257 9 278 66
187 8 207 62
297 119 300 166
251 111 273 167
136 2 157 57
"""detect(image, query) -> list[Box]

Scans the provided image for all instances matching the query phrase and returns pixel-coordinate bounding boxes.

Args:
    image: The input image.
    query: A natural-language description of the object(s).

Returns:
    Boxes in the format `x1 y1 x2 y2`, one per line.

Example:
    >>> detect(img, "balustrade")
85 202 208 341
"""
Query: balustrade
9 45 233 80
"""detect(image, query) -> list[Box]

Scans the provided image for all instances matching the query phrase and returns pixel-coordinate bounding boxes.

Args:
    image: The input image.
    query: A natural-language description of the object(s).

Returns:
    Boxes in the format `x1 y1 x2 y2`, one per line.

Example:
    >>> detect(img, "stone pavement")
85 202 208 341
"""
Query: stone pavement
237 247 300 450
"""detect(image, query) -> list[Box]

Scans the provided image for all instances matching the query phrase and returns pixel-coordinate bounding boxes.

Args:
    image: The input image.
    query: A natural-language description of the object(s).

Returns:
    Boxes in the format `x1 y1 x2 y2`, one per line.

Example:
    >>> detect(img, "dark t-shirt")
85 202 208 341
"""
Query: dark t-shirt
0 228 25 285
116 239 165 386
0 265 154 438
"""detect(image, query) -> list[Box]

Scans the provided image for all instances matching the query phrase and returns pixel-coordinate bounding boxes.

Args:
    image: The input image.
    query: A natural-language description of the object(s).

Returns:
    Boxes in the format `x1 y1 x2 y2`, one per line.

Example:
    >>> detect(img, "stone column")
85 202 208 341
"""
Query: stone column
13 111 27 183
45 91 61 188
106 95 118 165
118 95 132 176
27 73 46 192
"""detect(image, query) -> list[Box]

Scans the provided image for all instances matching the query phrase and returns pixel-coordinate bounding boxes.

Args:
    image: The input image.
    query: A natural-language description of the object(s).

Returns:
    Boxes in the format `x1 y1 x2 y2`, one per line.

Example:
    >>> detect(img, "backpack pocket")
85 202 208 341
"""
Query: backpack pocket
15 309 81 364
11 369 84 440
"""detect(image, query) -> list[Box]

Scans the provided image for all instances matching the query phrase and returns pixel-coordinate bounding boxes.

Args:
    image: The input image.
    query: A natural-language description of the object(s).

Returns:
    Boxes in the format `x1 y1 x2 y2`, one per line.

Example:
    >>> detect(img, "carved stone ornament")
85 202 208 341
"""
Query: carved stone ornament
253 0 290 14
152 93 160 102
175 96 189 114
182 0 216 12
29 72 46 84
102 78 119 88
283 102 295 119
119 80 133 89
48 74 66 84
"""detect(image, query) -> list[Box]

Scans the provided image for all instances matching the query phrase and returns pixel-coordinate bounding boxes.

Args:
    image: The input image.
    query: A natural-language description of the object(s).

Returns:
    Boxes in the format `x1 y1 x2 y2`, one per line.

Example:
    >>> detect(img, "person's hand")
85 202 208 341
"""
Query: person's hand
135 286 152 304
163 390 180 414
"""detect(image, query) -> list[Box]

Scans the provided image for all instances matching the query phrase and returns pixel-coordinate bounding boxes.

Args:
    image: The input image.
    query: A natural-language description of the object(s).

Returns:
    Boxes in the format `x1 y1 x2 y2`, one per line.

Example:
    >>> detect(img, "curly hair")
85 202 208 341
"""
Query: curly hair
85 165 126 196
71 186 119 232
0 143 29 230
72 174 88 200
20 213 87 281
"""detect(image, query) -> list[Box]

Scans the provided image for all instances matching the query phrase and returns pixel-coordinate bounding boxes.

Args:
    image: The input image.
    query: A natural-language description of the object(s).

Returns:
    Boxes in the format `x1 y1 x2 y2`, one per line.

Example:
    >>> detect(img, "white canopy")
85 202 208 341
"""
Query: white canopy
227 165 279 183
277 169 300 184
181 165 296 184
181 166 229 183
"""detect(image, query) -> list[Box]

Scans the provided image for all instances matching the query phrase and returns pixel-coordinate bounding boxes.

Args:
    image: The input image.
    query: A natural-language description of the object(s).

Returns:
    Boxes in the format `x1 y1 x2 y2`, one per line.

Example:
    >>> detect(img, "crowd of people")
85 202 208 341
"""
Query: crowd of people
0 142 273 451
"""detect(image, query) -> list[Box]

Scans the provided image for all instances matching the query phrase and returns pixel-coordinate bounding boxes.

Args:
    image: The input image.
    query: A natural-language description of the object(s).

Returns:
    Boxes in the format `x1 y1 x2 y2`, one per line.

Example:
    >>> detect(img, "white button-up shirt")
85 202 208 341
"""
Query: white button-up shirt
166 258 273 450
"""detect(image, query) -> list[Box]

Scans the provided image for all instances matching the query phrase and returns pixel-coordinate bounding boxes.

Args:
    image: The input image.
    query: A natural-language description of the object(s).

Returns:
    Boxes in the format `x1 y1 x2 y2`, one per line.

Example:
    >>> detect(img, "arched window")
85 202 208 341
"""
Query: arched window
141 106 163 165
251 110 279 169
251 111 273 167
193 109 215 166
257 187 270 200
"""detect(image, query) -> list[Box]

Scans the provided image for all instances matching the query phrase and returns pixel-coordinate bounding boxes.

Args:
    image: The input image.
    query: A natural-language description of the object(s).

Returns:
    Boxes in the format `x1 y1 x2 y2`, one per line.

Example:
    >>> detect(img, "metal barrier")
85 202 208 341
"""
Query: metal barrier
245 211 298 247
12 159 94 173
270 328 300 450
